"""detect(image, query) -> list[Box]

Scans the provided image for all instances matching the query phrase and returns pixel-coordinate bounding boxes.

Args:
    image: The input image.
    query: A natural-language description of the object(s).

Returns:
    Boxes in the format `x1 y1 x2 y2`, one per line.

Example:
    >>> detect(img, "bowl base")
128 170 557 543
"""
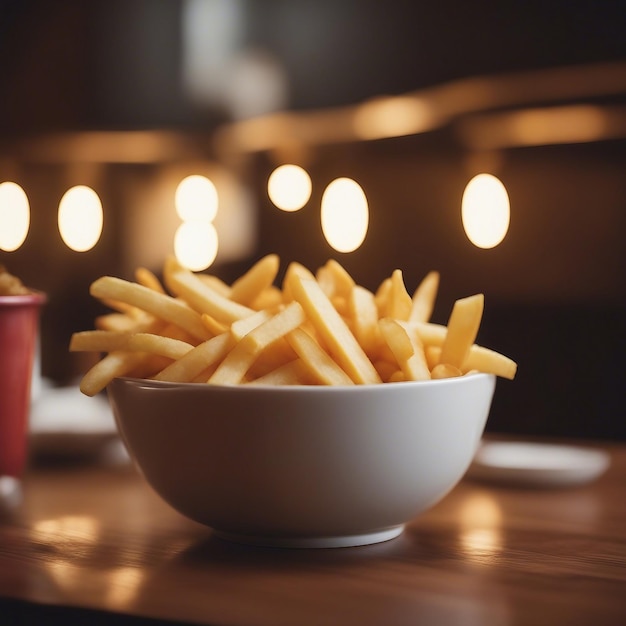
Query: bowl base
213 524 405 549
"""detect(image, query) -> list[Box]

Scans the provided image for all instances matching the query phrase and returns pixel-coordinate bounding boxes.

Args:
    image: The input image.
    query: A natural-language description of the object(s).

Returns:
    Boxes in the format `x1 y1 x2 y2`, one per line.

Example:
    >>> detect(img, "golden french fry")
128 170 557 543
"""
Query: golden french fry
191 363 220 383
70 324 180 356
165 264 254 324
374 277 391 318
159 322 197 345
388 269 412 321
373 359 400 383
230 309 272 341
431 363 463 379
70 330 133 353
201 314 228 336
316 259 355 299
133 354 177 379
327 259 356 295
198 273 232 297
100 298 140 317
314 265 334 297
90 276 210 342
79 351 146 396
407 321 448 347
348 285 380 357
206 342 257 386
229 254 280 306
439 294 484 368
378 318 431 381
127 333 193 360
250 285 283 311
0 265 29 295
97 313 163 335
248 358 314 386
463 344 517 380
135 267 165 293
209 302 306 385
287 328 354 386
331 295 350 318
95 313 143 332
388 370 406 383
154 333 233 383
240 302 305 354
424 344 441 371
247 337 298 380
291 277 381 385
426 344 517 380
282 261 316 303
409 270 440 323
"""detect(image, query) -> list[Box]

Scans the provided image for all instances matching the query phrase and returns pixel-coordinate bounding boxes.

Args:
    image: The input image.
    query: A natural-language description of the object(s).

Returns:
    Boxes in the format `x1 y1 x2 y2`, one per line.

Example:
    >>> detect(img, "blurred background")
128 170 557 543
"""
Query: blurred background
1 0 625 441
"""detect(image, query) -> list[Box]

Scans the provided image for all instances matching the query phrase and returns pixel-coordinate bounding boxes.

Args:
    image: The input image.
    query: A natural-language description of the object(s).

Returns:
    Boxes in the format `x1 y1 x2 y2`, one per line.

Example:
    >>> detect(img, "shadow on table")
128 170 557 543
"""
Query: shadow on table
171 525 451 569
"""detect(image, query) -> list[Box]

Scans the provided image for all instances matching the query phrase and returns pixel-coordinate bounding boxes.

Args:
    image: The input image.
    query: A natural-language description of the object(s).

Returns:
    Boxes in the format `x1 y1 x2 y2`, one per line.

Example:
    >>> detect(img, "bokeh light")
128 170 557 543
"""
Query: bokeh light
0 182 30 252
320 178 369 253
267 164 312 212
58 185 103 252
461 173 510 249
174 221 218 271
175 175 218 222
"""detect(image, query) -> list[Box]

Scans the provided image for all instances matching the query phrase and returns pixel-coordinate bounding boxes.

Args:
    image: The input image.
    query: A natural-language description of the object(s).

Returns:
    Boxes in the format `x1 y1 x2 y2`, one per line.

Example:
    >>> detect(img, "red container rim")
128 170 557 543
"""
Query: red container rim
0 290 47 306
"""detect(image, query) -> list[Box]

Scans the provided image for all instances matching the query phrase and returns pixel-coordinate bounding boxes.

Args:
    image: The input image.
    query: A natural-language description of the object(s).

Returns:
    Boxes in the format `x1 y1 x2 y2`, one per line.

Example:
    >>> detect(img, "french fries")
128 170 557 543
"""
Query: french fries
71 255 517 395
0 265 30 295
229 254 279 306
208 301 306 385
410 270 439 323
439 293 484 368
90 276 210 342
379 319 430 382
290 277 382 385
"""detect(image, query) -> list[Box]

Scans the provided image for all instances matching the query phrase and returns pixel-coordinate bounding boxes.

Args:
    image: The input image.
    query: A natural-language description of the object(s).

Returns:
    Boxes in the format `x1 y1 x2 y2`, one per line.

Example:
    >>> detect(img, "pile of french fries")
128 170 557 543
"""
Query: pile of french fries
70 255 517 396
0 265 31 296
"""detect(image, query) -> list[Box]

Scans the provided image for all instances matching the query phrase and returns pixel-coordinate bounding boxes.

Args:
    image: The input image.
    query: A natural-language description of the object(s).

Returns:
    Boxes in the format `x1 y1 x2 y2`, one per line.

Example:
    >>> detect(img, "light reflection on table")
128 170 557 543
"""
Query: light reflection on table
1 437 624 626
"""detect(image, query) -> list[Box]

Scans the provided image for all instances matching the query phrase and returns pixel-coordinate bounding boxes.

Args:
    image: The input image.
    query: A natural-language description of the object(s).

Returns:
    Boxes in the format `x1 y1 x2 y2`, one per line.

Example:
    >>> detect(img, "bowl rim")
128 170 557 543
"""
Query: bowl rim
109 372 496 395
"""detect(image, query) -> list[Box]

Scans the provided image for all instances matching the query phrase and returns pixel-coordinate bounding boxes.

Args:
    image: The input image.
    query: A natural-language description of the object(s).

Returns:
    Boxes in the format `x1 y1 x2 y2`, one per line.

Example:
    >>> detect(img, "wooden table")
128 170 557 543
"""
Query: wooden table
1 437 625 626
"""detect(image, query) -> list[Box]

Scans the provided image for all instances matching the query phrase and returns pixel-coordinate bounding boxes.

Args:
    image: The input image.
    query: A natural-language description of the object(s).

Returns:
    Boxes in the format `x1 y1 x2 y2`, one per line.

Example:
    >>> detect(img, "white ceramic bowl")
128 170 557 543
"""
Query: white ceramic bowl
108 373 496 548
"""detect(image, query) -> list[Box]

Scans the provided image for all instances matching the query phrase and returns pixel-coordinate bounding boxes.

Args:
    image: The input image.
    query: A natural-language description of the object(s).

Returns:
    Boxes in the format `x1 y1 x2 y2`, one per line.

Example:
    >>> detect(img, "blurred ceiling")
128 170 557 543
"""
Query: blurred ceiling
1 0 625 137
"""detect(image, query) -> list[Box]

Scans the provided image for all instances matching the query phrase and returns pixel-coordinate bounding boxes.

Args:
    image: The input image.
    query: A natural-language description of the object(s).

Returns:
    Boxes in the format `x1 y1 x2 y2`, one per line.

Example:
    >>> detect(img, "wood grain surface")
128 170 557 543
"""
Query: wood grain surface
1 438 625 626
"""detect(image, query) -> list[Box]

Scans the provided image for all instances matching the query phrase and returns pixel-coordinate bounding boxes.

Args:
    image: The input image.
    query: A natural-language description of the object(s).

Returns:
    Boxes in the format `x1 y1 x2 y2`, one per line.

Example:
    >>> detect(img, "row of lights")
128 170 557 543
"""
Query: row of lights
0 182 104 253
0 167 510 270
268 165 370 254
267 164 511 250
0 176 223 265
173 175 219 271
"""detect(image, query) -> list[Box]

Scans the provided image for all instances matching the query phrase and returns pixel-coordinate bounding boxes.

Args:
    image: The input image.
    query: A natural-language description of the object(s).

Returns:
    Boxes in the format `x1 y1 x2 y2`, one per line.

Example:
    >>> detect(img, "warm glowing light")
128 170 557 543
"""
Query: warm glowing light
32 515 101 546
321 178 369 253
461 174 510 249
0 182 30 252
58 185 103 252
106 566 146 608
175 175 218 222
353 96 433 140
458 492 503 563
509 105 607 146
458 105 615 151
267 164 312 212
174 221 218 271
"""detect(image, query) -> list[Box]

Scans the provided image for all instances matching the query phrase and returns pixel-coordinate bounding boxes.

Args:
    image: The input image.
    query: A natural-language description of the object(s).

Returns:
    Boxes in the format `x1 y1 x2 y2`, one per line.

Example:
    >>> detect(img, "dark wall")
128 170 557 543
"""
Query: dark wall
2 0 626 131
247 135 626 442
0 0 625 441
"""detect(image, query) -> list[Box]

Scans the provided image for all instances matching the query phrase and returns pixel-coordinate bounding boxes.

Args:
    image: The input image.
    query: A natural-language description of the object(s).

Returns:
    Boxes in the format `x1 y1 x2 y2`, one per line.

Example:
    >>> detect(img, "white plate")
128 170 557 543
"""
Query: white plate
29 383 126 462
469 441 611 488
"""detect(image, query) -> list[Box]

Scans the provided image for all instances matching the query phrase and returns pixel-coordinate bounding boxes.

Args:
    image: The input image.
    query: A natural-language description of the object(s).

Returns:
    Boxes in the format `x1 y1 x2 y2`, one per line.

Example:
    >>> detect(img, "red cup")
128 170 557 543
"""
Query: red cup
0 292 46 478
